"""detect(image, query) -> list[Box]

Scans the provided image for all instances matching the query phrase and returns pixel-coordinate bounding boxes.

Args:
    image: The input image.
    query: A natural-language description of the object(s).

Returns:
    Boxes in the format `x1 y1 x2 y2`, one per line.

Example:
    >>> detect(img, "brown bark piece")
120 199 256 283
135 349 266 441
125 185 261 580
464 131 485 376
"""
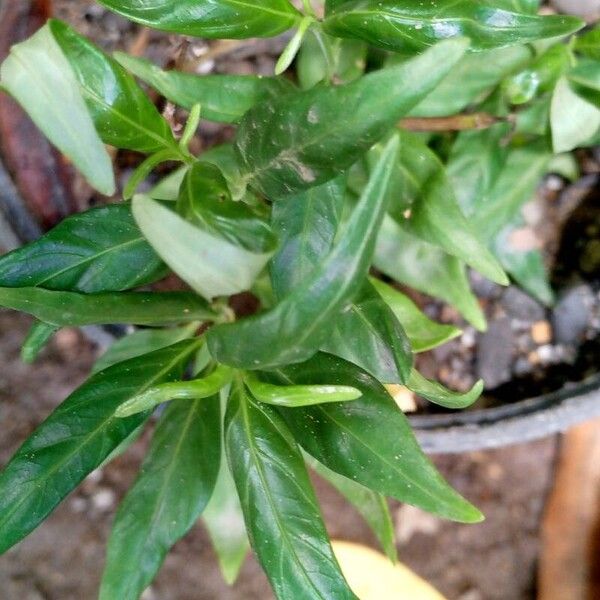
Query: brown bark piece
538 418 600 600
0 0 77 232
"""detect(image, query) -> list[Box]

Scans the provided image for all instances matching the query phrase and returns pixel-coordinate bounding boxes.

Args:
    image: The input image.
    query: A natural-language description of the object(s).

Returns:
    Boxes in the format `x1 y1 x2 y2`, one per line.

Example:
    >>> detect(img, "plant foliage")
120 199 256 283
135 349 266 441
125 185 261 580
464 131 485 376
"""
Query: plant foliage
0 1 594 598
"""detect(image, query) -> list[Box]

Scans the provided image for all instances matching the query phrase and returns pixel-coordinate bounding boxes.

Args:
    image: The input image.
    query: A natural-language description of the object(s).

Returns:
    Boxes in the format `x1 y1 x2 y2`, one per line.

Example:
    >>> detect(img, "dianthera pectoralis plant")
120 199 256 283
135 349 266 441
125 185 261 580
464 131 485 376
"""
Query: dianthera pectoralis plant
0 1 596 598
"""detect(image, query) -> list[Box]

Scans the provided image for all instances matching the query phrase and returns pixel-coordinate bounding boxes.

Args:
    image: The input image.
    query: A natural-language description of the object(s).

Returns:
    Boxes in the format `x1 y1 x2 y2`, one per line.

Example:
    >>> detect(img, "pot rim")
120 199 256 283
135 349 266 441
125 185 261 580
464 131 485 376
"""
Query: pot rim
410 374 600 454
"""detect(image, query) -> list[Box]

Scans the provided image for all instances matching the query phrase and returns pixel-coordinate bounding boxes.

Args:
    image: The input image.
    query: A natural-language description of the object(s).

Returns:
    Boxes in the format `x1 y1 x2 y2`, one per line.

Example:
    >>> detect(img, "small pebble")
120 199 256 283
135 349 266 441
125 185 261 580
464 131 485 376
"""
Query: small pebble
92 488 116 512
531 321 553 345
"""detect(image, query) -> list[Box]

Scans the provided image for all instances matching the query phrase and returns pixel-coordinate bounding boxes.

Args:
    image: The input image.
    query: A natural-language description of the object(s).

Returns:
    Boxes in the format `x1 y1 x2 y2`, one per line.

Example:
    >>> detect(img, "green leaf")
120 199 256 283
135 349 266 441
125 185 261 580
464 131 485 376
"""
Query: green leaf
575 26 600 60
0 24 114 195
447 121 511 216
0 339 200 553
270 177 345 298
321 282 413 384
20 321 58 363
472 142 551 238
116 364 234 417
370 279 461 353
235 38 469 198
0 288 215 327
92 324 198 374
100 396 220 600
245 372 361 407
568 59 600 108
409 45 533 117
397 132 508 285
177 162 278 254
97 0 301 39
307 456 397 563
48 20 179 155
406 369 483 409
133 195 273 300
207 136 399 369
225 381 357 600
323 1 583 54
492 220 555 305
203 454 250 585
273 353 483 523
551 76 600 153
275 16 314 75
0 203 166 293
503 44 570 105
115 53 294 124
270 171 412 383
375 216 486 331
297 30 367 89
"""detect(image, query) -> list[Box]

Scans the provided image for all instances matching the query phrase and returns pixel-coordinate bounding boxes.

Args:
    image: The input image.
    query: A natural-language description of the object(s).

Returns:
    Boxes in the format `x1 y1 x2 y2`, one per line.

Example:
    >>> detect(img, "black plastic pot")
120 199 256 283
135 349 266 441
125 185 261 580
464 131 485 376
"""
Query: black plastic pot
411 374 600 454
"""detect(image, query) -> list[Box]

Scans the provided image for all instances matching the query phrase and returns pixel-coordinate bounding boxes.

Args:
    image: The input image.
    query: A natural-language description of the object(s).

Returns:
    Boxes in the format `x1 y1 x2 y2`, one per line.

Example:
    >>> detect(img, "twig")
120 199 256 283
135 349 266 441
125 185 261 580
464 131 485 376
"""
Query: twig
399 112 502 132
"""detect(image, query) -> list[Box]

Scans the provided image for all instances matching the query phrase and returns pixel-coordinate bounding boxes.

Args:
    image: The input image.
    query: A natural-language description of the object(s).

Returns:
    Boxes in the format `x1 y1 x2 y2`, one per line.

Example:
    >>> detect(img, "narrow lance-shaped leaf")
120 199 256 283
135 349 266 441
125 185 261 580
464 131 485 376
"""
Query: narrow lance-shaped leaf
321 282 413 384
0 288 215 327
323 1 582 54
133 195 273 300
115 53 295 124
48 20 179 155
271 174 412 383
92 324 199 374
203 452 250 585
100 396 221 600
273 353 483 523
225 381 358 600
0 23 114 195
235 38 469 198
406 369 483 410
207 136 399 369
116 364 234 417
270 177 346 299
97 0 301 39
370 279 462 353
307 455 398 563
0 339 201 553
0 203 166 293
20 321 58 363
396 132 507 285
245 372 362 407
375 216 487 331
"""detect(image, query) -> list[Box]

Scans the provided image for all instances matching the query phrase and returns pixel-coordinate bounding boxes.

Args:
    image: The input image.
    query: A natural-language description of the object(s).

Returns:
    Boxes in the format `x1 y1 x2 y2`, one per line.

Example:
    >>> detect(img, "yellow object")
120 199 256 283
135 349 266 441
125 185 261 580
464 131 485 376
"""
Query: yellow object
332 541 448 600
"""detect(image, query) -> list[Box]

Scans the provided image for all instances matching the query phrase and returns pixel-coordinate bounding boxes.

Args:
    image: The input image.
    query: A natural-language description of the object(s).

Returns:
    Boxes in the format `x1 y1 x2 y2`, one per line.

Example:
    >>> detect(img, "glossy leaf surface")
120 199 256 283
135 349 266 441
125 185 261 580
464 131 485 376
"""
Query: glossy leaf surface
133 195 272 300
225 382 357 600
407 369 483 409
0 288 215 327
321 282 413 384
100 396 220 600
93 325 198 374
20 321 58 363
207 137 398 369
371 279 461 353
235 38 468 198
323 1 582 54
307 456 397 562
0 340 200 553
177 162 277 253
245 372 361 407
0 203 165 293
49 20 178 154
273 354 483 523
0 24 114 195
270 177 345 298
115 53 294 124
375 217 486 330
397 132 507 285
97 0 301 39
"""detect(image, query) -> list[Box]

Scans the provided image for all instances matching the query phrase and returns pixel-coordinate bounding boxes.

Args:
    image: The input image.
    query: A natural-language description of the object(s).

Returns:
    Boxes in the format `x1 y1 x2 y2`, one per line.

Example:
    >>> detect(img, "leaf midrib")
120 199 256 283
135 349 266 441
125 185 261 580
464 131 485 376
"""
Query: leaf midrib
0 342 199 534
